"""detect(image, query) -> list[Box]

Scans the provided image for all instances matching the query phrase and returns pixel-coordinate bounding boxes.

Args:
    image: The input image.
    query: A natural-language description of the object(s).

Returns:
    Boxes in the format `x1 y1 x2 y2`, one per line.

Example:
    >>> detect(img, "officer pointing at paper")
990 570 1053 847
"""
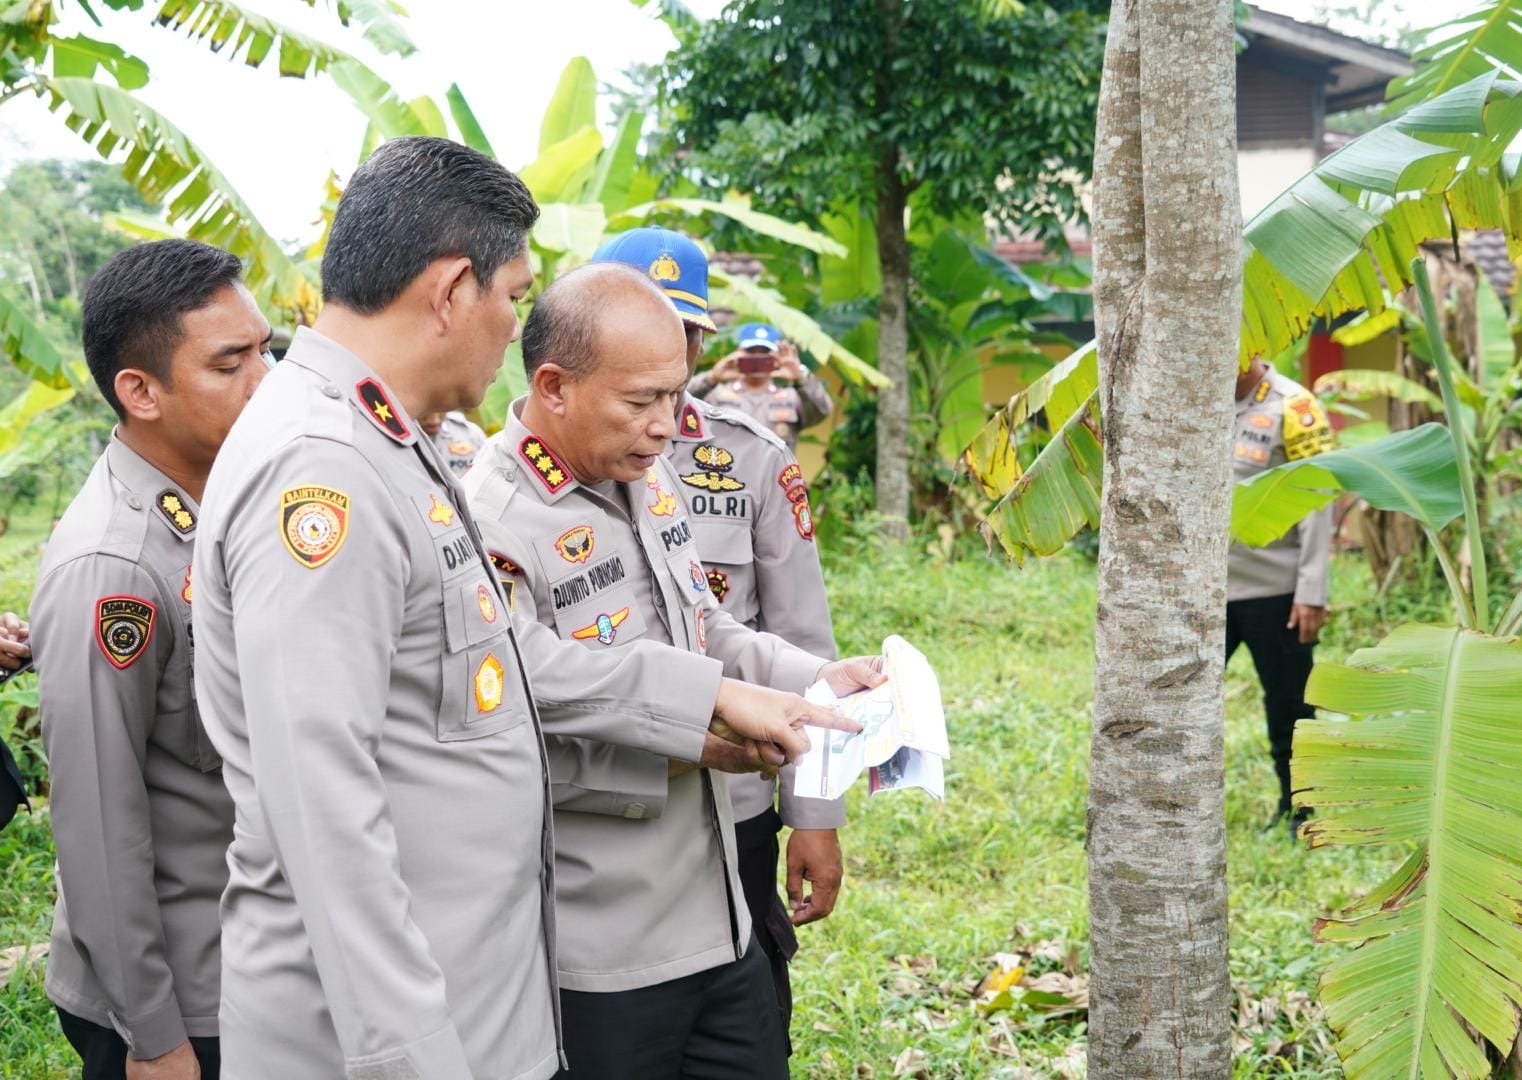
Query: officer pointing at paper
194 138 844 1079
592 227 846 1048
463 261 882 1078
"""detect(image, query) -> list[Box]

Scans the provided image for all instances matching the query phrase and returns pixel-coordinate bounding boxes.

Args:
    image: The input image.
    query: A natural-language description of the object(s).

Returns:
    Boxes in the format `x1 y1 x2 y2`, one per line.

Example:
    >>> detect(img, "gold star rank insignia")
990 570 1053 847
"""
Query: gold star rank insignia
518 434 572 493
280 486 351 568
156 490 196 533
679 402 704 438
356 378 410 442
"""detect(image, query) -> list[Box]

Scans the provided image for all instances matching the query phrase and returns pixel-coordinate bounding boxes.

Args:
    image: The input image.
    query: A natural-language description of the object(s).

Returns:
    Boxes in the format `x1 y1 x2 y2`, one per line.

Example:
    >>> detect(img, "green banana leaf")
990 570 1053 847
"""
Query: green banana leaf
152 0 355 78
539 57 597 153
297 0 415 58
0 378 76 455
1385 0 1520 115
0 293 70 387
613 196 848 258
980 391 1102 563
709 270 887 388
1313 368 1444 411
445 83 496 158
961 341 1095 500
329 59 446 141
50 34 149 88
1297 623 1522 1078
518 127 605 204
1230 423 1463 546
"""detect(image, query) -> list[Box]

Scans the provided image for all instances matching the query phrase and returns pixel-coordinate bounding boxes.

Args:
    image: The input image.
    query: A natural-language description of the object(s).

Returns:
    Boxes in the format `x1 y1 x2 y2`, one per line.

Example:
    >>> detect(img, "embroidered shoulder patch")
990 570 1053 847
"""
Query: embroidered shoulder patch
96 596 156 669
777 463 803 491
280 486 351 568
489 551 522 576
679 402 705 439
356 378 410 442
519 436 571 493
474 653 505 712
156 490 195 533
786 482 815 541
1283 394 1333 461
681 445 745 493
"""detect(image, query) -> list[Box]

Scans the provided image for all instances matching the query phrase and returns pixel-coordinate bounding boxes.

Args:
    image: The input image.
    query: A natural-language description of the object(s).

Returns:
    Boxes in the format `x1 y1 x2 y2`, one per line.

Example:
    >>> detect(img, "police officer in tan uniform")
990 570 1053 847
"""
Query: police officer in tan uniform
196 138 830 1080
593 227 845 1042
463 262 881 1078
690 323 833 452
420 408 487 476
29 239 271 1080
1230 356 1333 838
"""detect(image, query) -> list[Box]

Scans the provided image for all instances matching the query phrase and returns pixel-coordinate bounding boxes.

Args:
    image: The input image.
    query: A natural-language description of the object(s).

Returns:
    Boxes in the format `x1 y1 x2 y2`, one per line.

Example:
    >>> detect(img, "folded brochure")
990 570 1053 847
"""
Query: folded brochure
793 635 949 800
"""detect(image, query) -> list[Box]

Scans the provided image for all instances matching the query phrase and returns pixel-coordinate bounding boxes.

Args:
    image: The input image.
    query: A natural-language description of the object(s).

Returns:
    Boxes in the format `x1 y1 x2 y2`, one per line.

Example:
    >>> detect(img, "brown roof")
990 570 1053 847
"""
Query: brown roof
1463 229 1515 300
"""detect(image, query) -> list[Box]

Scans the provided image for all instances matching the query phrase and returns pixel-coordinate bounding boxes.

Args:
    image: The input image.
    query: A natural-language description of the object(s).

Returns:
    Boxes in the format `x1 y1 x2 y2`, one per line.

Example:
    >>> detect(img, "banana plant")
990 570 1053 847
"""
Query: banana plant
0 0 417 375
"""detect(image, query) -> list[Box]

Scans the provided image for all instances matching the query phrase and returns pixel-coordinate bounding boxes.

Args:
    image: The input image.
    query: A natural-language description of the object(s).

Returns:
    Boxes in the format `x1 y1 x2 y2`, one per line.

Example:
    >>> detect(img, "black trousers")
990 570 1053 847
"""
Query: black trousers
56 1007 220 1080
555 934 788 1079
734 808 798 1049
1225 592 1316 812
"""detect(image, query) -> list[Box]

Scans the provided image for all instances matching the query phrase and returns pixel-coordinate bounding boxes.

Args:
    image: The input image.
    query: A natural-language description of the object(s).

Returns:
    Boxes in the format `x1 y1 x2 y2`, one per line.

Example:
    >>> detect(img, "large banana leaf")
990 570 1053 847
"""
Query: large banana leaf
42 77 317 319
0 378 76 455
446 82 495 158
1297 624 1522 1078
979 391 1102 563
539 56 596 152
329 58 446 142
961 341 1095 498
1230 423 1464 546
1313 368 1444 412
1386 0 1520 115
613 196 848 259
709 270 888 387
50 34 149 88
296 0 415 57
0 293 69 387
151 0 355 77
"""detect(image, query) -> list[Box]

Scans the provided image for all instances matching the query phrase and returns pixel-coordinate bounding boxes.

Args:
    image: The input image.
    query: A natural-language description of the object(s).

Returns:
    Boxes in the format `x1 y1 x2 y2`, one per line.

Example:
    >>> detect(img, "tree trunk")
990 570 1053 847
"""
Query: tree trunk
1087 0 1240 1074
873 153 911 541
871 0 910 541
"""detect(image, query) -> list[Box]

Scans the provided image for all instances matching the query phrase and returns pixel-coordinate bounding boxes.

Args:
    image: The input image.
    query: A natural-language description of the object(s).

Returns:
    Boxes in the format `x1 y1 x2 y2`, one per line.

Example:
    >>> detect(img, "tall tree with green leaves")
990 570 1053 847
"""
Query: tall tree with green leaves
657 0 1104 538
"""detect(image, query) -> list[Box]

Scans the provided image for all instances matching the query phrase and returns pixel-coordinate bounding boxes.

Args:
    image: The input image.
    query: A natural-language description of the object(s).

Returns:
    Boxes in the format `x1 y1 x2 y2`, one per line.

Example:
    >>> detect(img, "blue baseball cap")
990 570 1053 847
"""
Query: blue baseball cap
736 323 781 352
590 227 717 333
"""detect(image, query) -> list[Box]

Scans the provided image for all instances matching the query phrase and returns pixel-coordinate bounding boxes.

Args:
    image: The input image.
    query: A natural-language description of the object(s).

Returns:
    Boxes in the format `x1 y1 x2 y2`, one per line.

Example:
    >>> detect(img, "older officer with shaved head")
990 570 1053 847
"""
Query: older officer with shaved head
463 262 882 1079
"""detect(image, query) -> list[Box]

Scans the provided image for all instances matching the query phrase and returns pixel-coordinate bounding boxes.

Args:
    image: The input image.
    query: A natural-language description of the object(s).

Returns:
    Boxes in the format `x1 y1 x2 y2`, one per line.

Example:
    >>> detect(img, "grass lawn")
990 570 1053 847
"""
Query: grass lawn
0 535 1402 1077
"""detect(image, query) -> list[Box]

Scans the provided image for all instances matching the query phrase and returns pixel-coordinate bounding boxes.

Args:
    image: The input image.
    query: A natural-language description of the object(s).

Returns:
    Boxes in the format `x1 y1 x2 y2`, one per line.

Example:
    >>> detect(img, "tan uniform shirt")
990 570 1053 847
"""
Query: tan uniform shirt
463 404 826 993
30 436 232 1060
193 328 561 1080
666 396 844 829
433 410 487 477
1229 367 1333 605
695 373 832 452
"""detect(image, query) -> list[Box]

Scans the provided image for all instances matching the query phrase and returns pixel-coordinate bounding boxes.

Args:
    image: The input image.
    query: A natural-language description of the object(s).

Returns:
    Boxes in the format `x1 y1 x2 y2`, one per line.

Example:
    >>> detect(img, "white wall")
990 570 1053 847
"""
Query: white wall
1239 146 1320 220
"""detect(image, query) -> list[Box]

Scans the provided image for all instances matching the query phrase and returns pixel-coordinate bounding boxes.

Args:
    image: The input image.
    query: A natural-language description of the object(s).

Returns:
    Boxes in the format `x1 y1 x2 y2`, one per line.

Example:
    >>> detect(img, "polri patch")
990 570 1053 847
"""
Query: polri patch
96 596 156 670
777 463 804 491
157 490 195 533
680 445 745 493
520 436 571 493
280 486 351 569
356 378 410 442
556 525 595 565
786 483 815 541
572 607 630 646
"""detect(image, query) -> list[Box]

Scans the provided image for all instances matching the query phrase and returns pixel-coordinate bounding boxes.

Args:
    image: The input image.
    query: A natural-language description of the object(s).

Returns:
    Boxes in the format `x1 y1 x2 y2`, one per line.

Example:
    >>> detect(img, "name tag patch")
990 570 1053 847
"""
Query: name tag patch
551 554 628 612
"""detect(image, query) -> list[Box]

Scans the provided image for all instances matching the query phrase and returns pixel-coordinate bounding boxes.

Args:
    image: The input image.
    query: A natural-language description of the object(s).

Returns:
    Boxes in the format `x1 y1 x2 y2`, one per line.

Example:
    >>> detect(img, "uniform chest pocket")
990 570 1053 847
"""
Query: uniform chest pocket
438 575 528 742
689 514 753 567
664 549 714 610
549 579 650 648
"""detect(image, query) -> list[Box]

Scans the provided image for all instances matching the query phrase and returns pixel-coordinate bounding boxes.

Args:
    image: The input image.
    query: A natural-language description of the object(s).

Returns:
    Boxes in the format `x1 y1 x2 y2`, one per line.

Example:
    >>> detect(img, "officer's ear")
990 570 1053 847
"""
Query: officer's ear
114 368 164 424
426 256 475 335
531 363 572 417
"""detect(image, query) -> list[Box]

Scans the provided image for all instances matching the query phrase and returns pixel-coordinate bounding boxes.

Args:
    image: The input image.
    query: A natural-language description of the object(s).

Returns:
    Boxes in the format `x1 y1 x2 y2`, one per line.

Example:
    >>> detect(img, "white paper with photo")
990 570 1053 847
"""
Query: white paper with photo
793 635 949 801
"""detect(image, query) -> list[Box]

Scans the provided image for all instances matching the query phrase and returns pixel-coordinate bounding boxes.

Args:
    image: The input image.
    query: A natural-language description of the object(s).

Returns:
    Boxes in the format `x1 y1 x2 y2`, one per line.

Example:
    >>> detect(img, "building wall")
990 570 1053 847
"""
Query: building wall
1240 145 1320 219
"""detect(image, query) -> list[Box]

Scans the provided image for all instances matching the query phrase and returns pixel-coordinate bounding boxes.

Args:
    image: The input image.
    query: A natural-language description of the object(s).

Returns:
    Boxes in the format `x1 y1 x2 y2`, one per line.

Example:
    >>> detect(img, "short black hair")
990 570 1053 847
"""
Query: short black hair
522 263 668 381
322 136 540 313
82 239 244 419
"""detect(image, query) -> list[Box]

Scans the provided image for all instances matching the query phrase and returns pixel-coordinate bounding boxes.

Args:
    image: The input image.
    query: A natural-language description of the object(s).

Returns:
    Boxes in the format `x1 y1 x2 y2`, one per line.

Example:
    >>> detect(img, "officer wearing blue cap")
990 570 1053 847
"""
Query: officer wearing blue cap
688 322 834 454
591 227 847 1055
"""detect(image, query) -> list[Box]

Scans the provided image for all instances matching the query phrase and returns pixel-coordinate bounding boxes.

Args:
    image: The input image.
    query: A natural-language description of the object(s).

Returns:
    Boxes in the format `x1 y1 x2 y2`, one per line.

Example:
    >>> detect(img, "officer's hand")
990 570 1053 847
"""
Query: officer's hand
126 1040 199 1080
0 612 30 671
786 828 842 926
817 655 888 697
671 730 779 779
776 341 805 382
712 678 862 763
1287 603 1326 645
708 351 743 383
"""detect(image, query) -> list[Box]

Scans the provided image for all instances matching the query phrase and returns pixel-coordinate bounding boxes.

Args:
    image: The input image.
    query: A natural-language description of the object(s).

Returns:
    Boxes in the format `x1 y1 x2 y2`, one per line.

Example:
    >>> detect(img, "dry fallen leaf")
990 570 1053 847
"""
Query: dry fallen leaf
890 1046 929 1078
0 942 47 982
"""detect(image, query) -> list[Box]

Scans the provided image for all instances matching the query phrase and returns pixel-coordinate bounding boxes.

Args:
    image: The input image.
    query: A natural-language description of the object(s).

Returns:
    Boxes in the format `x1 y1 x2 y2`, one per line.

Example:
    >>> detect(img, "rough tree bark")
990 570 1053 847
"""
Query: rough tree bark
871 0 911 541
1087 0 1241 1074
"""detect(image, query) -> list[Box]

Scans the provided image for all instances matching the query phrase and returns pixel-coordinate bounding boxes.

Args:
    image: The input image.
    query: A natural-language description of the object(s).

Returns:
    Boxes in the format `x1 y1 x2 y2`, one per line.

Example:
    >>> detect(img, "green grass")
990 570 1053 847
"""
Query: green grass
0 541 1412 1076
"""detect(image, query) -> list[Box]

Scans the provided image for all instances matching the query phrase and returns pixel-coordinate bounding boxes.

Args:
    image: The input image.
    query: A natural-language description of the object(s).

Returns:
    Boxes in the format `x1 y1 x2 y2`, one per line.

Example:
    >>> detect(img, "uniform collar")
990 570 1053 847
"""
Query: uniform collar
284 326 419 447
106 433 200 542
501 400 583 505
